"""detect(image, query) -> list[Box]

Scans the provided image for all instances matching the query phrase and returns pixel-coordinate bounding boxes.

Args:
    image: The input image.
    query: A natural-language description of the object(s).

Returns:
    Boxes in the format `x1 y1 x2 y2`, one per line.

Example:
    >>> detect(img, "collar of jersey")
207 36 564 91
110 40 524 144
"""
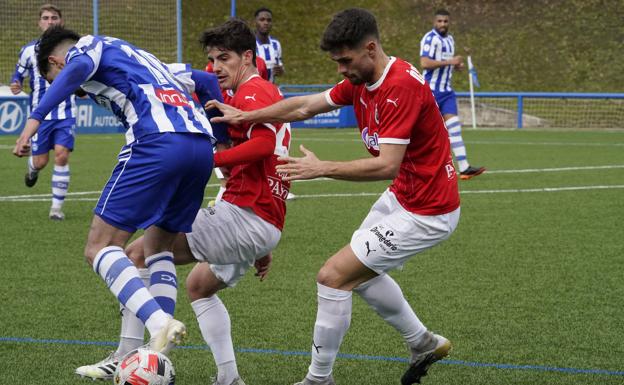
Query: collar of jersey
366 56 396 92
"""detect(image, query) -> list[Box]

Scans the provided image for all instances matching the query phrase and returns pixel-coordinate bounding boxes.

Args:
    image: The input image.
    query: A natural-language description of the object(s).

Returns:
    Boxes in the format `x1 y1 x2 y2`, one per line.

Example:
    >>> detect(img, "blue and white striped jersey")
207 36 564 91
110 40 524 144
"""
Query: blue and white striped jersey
11 39 76 120
255 36 282 83
166 63 229 144
420 29 456 92
32 35 215 145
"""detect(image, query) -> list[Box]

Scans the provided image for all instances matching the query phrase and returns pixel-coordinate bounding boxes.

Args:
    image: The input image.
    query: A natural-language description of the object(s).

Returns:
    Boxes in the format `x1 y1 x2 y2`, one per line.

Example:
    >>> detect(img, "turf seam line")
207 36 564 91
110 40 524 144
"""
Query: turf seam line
1 336 622 377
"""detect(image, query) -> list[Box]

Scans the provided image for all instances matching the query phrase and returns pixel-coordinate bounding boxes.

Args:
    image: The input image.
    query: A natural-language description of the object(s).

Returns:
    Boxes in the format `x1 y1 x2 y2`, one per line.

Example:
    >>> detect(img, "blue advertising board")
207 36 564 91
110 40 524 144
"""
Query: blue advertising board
0 96 29 135
0 96 125 135
288 105 357 129
0 92 358 135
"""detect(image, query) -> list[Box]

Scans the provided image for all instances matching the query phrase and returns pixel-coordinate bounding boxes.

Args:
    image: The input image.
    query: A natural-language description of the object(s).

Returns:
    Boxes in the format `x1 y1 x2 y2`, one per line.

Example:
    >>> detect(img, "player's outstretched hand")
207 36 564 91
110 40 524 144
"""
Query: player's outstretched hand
9 81 22 95
254 253 272 281
205 100 246 125
13 135 31 157
276 144 323 181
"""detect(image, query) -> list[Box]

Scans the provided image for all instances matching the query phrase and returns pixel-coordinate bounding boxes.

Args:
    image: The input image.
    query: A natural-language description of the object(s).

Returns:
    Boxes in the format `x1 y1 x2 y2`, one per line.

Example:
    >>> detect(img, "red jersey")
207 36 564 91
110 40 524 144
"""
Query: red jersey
326 57 459 215
222 75 291 230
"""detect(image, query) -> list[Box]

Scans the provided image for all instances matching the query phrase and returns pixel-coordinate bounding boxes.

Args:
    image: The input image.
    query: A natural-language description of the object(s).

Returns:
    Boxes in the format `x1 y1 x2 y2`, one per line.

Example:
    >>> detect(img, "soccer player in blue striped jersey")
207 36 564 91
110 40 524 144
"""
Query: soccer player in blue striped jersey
74 62 227 381
420 9 485 180
13 26 221 362
10 4 76 219
254 7 284 83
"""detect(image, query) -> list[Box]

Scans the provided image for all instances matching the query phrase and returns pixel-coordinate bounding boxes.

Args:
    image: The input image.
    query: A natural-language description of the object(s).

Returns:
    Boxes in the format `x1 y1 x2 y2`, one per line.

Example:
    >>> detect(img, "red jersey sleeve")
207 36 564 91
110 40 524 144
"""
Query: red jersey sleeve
326 79 356 107
376 85 422 144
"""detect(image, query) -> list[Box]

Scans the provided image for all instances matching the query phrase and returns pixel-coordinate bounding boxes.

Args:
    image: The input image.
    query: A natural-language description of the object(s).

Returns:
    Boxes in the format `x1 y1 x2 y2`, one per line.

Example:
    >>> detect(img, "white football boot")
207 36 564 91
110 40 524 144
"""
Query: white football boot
148 318 187 355
294 375 336 385
75 351 120 380
212 377 247 385
49 207 65 221
401 332 452 385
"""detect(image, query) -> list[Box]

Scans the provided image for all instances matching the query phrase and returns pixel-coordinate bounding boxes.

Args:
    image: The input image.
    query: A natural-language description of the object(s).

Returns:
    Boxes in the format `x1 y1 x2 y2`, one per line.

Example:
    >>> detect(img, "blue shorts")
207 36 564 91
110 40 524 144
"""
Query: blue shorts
31 118 76 155
432 90 458 116
94 132 214 233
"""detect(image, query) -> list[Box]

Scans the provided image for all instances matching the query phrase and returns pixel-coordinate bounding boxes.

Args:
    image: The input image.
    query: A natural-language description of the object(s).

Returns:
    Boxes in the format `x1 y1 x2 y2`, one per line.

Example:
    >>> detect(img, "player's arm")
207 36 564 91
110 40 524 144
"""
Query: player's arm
10 48 28 95
214 126 275 167
14 55 94 157
190 69 229 144
206 91 335 126
276 143 407 182
420 55 463 70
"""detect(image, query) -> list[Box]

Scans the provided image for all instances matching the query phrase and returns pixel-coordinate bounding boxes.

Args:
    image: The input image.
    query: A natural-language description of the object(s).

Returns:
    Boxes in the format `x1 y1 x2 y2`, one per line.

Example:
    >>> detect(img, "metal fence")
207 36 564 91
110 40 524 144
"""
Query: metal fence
0 0 181 86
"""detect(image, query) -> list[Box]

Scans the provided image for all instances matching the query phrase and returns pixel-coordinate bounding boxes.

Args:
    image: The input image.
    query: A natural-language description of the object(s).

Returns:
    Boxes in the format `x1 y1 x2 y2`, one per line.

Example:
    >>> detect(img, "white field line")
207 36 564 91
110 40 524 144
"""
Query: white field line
486 164 624 174
1 164 622 202
3 184 624 202
291 138 624 147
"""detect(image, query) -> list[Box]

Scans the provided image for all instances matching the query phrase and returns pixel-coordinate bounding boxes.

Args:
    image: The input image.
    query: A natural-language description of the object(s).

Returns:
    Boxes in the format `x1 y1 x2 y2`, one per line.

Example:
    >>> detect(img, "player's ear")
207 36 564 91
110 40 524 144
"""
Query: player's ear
243 50 254 65
365 40 377 57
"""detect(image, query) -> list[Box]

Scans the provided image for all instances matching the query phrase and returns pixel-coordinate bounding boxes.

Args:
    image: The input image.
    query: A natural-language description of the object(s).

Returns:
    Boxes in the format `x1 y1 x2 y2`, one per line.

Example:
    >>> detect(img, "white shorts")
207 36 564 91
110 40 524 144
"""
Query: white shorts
350 189 460 274
186 200 281 286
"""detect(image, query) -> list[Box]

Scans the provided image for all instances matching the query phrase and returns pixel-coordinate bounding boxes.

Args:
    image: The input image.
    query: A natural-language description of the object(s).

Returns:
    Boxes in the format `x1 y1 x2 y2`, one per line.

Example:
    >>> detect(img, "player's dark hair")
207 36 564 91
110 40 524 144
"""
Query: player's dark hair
39 3 62 18
37 25 81 76
435 9 450 16
199 18 256 63
254 7 272 18
320 8 379 52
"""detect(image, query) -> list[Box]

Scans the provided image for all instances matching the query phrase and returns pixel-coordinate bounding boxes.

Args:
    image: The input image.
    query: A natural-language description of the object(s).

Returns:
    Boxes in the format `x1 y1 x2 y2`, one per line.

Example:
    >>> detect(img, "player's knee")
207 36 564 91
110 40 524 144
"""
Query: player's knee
54 151 69 166
186 274 221 301
316 264 342 288
125 243 146 268
32 156 48 170
83 245 97 266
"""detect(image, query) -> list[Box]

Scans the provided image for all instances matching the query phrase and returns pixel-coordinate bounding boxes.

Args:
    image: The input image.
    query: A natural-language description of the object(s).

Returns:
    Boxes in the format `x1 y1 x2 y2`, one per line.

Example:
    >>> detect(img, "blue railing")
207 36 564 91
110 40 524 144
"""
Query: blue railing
280 86 624 129
455 92 624 128
2 90 622 134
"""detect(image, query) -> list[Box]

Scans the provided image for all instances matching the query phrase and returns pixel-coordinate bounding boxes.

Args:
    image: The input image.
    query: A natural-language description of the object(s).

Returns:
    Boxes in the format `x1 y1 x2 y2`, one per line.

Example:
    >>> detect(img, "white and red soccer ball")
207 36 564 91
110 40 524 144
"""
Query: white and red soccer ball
114 348 175 385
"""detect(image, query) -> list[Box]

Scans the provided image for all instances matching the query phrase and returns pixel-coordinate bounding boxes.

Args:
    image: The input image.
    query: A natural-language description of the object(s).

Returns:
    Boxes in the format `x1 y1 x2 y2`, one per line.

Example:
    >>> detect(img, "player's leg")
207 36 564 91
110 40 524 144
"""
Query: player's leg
187 201 280 385
442 112 468 172
350 191 459 384
25 122 53 187
76 233 198 380
48 120 75 219
444 112 485 179
439 92 485 179
188 263 239 384
120 232 198 354
294 245 374 385
84 215 174 334
49 144 71 220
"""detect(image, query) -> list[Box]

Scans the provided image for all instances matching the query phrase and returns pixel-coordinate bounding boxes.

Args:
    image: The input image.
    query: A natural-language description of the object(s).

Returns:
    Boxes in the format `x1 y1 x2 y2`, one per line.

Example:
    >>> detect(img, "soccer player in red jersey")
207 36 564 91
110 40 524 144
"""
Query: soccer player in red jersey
207 8 459 385
76 19 291 385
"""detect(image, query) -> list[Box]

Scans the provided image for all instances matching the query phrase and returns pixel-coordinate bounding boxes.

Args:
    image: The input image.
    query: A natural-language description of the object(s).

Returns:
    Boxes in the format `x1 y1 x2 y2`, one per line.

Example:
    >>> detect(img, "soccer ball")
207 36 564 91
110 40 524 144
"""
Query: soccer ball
113 348 175 385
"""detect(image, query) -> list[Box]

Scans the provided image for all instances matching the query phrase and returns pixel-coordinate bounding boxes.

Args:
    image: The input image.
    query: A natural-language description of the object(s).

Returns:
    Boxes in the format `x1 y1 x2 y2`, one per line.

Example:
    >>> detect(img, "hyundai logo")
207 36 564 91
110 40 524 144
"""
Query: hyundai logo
0 101 25 133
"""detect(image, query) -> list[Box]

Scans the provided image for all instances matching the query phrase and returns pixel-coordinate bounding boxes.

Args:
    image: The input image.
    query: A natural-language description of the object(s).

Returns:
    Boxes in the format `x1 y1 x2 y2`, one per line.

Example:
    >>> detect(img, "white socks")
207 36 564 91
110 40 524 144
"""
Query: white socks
307 283 352 380
28 156 39 173
145 252 177 317
192 296 239 384
445 116 469 172
116 268 150 356
51 164 70 209
354 274 427 347
93 246 169 336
